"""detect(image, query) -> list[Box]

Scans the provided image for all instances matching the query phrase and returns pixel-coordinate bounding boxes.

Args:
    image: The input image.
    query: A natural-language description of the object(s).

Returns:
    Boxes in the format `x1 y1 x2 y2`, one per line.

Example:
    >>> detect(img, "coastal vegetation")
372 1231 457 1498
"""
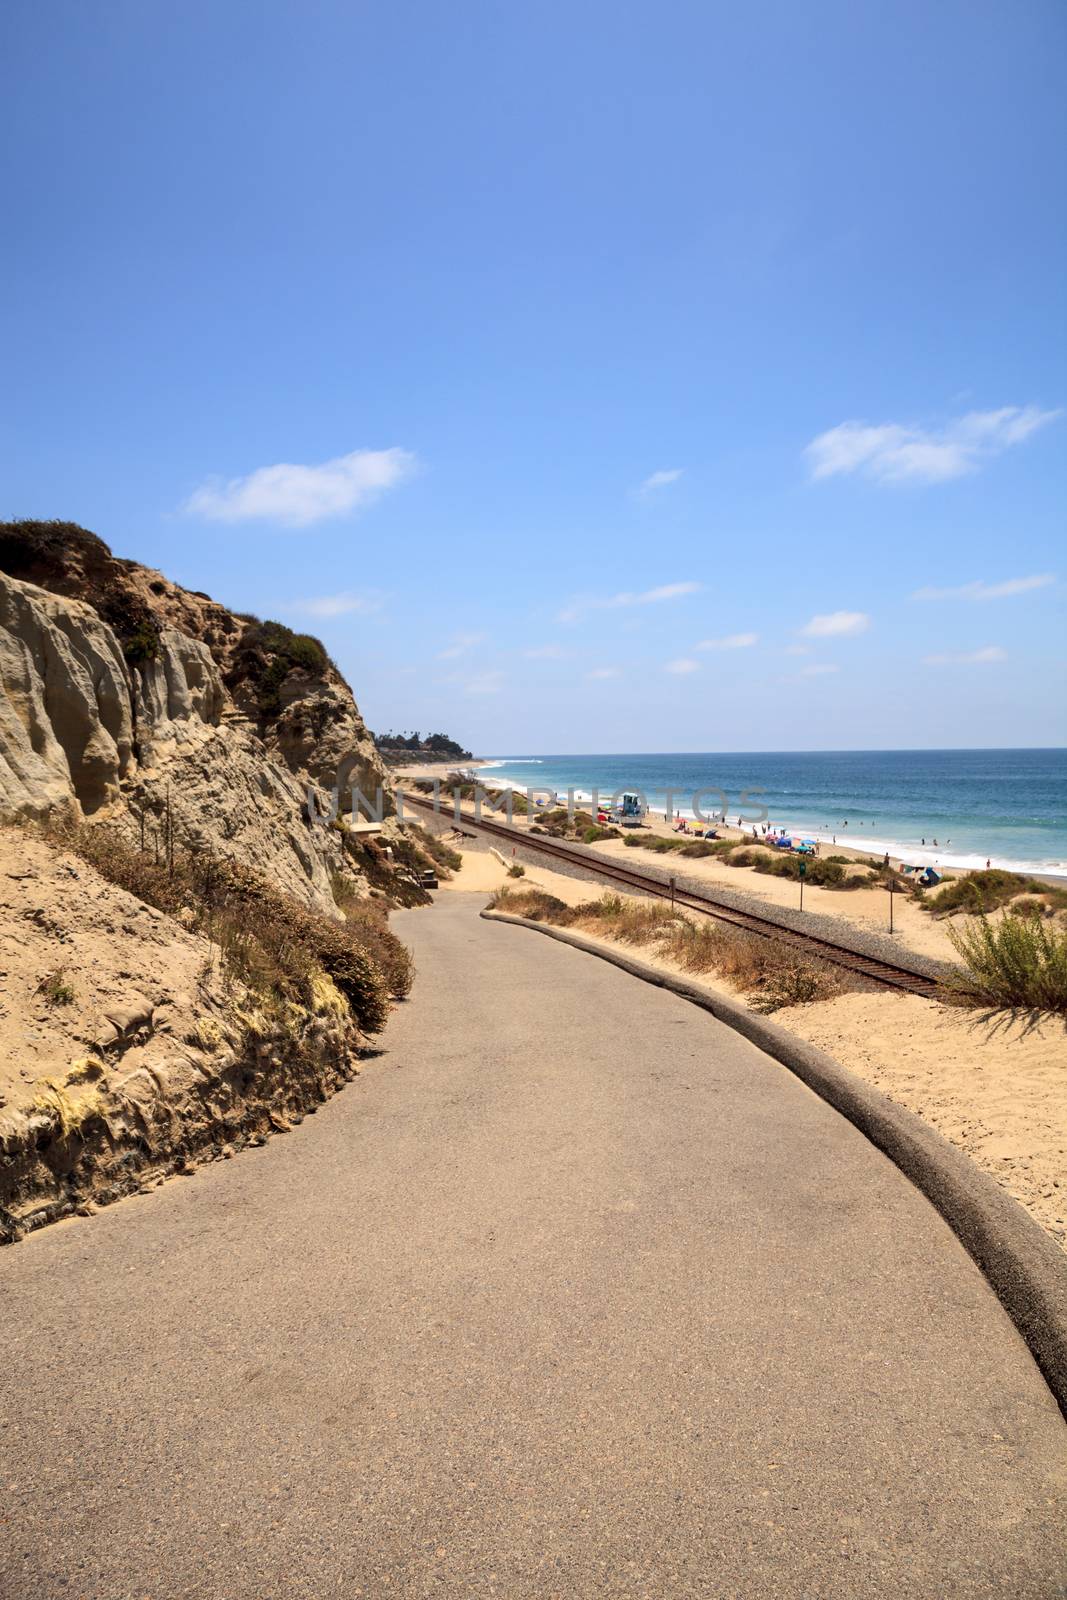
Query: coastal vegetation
376 730 474 761
37 816 410 1034
530 807 620 841
413 776 531 816
947 912 1067 1016
415 830 463 874
489 887 853 1013
925 868 1067 919
624 834 874 888
231 618 332 717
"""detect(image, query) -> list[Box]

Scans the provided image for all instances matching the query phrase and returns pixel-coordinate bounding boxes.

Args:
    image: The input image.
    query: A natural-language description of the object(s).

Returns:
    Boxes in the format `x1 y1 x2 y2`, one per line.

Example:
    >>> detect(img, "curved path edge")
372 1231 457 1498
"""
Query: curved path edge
483 906 1067 1415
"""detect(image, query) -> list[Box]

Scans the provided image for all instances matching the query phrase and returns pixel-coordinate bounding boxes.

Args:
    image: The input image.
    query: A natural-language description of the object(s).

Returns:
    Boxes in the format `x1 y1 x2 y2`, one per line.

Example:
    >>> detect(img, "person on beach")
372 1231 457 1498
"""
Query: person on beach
986 858 991 870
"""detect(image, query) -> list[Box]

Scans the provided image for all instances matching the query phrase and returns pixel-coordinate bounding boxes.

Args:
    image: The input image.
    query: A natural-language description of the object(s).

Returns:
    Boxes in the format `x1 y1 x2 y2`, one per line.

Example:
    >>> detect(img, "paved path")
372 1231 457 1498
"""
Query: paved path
2 895 1065 1599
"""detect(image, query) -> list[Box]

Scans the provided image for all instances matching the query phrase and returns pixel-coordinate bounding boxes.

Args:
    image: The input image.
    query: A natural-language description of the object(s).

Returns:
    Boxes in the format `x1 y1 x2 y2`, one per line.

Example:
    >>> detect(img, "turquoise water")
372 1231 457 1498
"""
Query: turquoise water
476 750 1067 877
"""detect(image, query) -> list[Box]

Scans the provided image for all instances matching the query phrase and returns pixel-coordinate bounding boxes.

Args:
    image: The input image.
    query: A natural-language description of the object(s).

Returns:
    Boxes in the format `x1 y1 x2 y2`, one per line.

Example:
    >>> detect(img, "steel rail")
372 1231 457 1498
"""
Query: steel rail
400 791 945 998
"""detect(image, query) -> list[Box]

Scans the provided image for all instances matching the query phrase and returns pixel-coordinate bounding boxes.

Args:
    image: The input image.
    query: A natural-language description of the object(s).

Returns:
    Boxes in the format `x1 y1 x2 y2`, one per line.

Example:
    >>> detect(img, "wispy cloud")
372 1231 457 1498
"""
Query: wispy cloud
805 406 1060 486
665 658 700 675
558 581 700 624
522 643 569 660
587 666 621 680
637 468 683 494
185 446 415 526
289 590 383 618
696 632 758 651
799 662 839 677
923 646 1007 666
801 610 870 638
437 631 485 661
912 574 1055 602
462 670 504 695
784 644 811 656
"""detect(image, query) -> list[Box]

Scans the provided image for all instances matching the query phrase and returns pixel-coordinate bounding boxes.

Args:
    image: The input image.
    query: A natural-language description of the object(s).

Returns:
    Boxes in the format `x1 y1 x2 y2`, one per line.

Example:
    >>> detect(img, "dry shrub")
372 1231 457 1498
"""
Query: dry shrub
41 818 399 1033
414 828 462 873
338 897 415 1000
569 895 681 946
489 886 571 920
490 885 851 1011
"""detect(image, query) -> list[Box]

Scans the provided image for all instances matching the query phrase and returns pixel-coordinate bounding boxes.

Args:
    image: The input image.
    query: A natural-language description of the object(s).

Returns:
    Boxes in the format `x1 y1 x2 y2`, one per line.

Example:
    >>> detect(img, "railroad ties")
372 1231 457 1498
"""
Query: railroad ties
400 793 944 1000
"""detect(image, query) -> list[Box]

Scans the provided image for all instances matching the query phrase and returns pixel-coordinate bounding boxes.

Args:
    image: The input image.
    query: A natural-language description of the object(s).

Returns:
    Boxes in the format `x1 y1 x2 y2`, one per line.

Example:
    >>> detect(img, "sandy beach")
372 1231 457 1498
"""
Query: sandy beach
395 774 962 962
390 764 971 877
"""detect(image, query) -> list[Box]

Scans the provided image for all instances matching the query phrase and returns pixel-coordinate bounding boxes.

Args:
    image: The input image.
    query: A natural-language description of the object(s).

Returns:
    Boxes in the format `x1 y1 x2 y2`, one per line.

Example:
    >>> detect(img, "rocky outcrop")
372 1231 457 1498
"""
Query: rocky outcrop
0 830 364 1241
0 522 399 915
0 574 133 817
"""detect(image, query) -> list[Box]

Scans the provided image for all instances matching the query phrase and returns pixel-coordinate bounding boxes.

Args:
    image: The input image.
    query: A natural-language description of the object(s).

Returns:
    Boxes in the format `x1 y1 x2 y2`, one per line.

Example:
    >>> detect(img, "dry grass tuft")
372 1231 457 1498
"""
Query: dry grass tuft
489 889 849 1011
32 1078 107 1137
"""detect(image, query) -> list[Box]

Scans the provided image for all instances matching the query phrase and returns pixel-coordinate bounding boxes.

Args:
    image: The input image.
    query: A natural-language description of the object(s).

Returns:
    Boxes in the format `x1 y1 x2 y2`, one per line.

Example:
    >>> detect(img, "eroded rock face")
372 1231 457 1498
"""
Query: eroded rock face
134 626 227 759
0 527 393 914
0 574 133 816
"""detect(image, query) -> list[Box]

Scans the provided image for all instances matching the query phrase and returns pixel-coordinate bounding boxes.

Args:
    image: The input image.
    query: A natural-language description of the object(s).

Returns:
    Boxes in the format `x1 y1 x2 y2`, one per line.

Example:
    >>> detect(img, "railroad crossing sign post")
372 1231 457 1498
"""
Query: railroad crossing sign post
798 856 806 911
889 874 894 935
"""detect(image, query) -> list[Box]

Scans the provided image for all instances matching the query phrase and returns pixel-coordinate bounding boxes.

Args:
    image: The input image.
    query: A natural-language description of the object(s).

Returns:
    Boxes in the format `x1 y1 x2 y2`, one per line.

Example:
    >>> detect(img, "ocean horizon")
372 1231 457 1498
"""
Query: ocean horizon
474 748 1067 878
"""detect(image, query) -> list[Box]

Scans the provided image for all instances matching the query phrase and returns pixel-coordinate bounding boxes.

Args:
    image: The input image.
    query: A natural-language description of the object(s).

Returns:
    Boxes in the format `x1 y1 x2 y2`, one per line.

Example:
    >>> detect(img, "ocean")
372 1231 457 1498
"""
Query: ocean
475 749 1067 878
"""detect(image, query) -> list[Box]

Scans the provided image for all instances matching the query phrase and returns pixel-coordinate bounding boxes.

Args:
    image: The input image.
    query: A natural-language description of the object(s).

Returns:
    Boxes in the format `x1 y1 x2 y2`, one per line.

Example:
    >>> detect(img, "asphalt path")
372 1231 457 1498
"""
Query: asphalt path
1 894 1065 1598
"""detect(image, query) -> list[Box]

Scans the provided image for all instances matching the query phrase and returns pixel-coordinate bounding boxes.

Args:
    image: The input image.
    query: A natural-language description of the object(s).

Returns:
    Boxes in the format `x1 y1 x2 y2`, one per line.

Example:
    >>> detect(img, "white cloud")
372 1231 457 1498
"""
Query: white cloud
558 580 701 624
289 590 383 618
799 663 839 677
912 574 1055 602
784 644 811 656
437 631 485 661
587 666 621 680
801 610 870 638
805 406 1061 486
665 658 700 675
638 468 683 494
696 632 758 651
923 646 1007 666
523 643 569 660
185 446 415 526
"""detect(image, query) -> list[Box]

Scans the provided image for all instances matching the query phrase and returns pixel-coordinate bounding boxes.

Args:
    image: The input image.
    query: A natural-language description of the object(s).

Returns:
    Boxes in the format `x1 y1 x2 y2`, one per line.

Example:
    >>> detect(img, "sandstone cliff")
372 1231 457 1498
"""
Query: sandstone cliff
0 522 455 1239
0 521 397 914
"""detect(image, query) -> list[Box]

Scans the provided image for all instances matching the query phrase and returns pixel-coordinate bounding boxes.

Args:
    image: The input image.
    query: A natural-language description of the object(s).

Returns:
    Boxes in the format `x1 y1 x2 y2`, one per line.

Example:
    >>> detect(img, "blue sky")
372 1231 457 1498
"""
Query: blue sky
2 0 1064 752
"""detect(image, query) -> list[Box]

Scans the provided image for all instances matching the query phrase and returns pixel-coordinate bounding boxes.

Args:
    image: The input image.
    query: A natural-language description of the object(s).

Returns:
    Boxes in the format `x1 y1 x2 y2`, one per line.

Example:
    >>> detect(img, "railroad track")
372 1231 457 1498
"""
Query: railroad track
400 792 945 999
